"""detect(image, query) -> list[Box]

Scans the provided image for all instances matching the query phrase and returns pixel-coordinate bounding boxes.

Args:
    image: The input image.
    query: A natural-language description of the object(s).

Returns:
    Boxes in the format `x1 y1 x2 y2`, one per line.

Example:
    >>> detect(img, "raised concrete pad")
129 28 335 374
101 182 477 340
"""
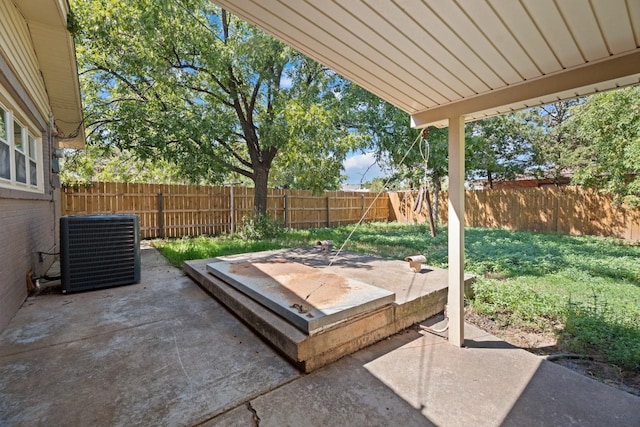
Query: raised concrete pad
185 247 475 372
206 254 395 334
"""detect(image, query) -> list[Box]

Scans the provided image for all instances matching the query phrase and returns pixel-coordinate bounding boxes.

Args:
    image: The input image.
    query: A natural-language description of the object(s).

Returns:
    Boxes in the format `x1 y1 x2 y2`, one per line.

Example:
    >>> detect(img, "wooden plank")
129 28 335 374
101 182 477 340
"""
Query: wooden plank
60 182 640 241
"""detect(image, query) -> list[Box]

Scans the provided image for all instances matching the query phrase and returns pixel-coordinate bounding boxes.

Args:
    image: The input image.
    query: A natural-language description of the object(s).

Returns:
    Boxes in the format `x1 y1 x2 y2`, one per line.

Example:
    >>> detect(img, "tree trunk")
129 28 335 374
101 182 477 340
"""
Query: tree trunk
253 164 269 215
487 170 494 189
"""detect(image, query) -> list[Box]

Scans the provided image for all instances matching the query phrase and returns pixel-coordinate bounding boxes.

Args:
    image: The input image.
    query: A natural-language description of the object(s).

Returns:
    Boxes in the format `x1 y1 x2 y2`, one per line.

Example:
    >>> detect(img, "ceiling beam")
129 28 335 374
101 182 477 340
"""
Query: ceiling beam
411 49 640 128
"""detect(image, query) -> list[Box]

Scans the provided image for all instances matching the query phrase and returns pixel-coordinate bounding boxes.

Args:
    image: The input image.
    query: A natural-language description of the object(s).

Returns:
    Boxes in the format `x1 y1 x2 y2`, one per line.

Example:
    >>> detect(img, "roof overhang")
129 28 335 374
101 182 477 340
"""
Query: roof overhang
16 0 85 148
213 0 640 128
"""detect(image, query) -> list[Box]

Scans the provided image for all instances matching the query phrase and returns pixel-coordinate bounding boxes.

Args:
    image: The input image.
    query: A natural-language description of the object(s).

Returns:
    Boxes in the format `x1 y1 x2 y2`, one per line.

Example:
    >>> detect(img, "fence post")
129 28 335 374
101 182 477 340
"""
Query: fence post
157 192 165 238
283 194 289 228
361 194 365 220
230 184 235 235
326 195 331 227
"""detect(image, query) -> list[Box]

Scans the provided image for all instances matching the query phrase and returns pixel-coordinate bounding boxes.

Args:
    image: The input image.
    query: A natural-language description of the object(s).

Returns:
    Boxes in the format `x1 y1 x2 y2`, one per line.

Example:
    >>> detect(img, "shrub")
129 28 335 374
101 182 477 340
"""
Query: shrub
237 213 283 240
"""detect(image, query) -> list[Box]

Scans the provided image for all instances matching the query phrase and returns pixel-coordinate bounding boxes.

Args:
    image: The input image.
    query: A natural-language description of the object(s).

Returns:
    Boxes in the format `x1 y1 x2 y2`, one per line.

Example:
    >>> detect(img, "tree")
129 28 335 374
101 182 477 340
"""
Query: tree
467 113 536 188
524 101 590 182
340 83 451 222
569 86 640 206
60 144 185 186
72 0 358 213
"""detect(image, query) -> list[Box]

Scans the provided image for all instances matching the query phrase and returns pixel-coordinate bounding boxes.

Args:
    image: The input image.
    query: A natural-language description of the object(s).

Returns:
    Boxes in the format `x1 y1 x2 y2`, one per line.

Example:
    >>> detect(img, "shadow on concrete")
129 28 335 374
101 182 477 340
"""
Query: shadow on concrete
3 247 638 427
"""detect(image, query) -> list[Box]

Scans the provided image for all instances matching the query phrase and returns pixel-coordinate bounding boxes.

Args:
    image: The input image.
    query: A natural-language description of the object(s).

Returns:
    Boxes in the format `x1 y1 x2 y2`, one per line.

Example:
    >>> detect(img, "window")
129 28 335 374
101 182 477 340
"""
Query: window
0 100 42 193
14 120 26 184
0 106 9 180
29 135 37 186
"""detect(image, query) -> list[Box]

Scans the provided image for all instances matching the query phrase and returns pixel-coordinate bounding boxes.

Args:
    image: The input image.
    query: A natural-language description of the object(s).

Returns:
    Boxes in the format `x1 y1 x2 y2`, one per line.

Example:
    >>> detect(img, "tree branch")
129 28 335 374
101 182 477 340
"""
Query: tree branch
216 137 253 169
187 85 234 107
93 65 148 101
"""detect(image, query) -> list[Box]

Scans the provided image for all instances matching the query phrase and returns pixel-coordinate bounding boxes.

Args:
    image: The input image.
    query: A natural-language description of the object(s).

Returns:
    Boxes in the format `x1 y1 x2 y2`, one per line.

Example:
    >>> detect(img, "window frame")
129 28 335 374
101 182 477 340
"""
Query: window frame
0 98 44 194
0 105 10 181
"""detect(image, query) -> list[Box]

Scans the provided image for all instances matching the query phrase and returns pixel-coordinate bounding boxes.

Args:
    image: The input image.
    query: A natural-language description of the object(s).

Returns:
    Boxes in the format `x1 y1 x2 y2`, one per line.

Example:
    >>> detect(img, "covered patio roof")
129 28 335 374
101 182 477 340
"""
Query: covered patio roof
213 0 640 347
213 0 640 128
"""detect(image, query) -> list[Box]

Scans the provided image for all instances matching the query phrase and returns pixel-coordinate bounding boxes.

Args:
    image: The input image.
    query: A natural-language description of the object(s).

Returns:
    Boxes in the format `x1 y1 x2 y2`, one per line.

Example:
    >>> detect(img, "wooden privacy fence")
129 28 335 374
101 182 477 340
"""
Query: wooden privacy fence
62 183 640 241
61 182 389 239
389 186 640 241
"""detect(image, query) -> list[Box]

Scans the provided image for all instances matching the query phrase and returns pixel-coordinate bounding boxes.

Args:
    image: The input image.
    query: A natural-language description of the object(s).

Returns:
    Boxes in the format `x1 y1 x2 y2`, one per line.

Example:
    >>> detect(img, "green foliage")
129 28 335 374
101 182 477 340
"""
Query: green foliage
471 279 562 328
563 295 640 370
523 100 590 182
363 177 387 192
569 86 640 206
155 223 640 370
467 113 537 187
60 144 185 186
153 236 286 268
463 228 640 370
71 0 362 210
237 213 283 240
340 83 453 221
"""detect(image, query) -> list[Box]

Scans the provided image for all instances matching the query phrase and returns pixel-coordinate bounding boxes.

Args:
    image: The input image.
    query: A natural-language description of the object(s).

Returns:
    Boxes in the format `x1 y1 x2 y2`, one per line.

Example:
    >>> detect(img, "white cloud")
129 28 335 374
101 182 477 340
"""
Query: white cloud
343 151 385 184
280 75 293 89
343 152 376 169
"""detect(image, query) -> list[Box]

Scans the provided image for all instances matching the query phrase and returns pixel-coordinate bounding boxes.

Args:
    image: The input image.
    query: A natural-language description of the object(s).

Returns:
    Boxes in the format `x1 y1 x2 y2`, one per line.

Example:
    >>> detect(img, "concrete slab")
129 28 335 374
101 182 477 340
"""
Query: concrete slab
0 248 300 426
2 245 639 427
207 323 640 427
206 253 395 334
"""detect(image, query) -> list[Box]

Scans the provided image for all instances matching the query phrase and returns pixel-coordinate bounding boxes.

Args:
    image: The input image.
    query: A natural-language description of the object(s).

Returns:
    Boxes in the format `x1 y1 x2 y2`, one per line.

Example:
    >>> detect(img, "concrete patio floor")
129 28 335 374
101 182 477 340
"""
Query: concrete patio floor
1 247 638 426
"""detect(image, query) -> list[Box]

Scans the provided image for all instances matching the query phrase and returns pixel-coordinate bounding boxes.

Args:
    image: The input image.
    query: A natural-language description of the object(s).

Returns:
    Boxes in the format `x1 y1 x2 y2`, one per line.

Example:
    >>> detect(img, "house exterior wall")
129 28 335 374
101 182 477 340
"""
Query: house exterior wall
0 0 50 121
0 196 57 328
0 1 59 330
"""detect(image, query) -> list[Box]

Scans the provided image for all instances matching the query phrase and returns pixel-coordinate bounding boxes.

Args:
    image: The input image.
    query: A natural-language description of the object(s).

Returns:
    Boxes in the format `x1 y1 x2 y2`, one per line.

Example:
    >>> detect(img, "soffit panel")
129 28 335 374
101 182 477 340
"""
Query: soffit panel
558 0 609 61
228 1 431 112
336 1 476 100
15 0 85 148
308 1 457 103
425 0 519 86
592 0 636 53
522 0 584 69
214 0 640 127
489 0 562 74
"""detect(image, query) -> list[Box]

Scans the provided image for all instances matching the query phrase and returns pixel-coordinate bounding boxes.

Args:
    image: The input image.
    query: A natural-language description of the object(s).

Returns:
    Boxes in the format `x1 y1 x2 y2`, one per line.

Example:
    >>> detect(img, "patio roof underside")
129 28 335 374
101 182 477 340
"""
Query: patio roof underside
213 0 640 128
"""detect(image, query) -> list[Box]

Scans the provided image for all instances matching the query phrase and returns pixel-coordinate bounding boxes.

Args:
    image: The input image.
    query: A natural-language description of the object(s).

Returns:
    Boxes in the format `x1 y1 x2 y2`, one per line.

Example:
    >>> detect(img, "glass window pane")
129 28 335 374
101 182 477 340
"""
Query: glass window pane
29 159 37 185
16 152 26 183
0 107 6 141
28 135 36 160
0 141 9 179
14 121 23 152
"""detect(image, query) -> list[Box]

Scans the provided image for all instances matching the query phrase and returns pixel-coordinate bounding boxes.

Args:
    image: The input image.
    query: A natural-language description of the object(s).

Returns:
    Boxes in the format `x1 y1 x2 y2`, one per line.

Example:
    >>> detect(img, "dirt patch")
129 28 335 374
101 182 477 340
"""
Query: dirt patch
465 308 640 397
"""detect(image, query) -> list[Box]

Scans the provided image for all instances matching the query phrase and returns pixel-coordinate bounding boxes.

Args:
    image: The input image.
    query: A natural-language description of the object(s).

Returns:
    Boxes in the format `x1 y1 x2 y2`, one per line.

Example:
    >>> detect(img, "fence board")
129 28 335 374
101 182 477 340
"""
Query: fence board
62 182 390 238
392 186 639 241
61 183 639 240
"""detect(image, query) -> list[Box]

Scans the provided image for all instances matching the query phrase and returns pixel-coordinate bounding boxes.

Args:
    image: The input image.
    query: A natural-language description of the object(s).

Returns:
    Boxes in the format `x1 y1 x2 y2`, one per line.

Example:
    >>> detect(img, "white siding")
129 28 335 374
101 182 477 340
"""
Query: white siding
0 0 50 122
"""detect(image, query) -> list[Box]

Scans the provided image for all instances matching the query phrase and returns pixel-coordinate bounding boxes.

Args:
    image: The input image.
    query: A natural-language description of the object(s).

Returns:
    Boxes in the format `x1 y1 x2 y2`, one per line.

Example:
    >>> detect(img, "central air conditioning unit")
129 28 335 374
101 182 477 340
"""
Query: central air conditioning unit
60 215 141 293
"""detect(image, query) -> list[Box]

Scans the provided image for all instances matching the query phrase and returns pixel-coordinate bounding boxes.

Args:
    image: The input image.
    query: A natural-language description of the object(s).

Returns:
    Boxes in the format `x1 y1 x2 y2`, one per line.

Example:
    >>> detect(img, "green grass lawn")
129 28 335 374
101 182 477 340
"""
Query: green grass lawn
153 222 640 371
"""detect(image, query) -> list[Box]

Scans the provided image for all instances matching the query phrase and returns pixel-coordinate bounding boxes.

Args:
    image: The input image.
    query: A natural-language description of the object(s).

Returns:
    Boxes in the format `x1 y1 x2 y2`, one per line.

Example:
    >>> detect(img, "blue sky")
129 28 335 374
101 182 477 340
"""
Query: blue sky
342 151 385 184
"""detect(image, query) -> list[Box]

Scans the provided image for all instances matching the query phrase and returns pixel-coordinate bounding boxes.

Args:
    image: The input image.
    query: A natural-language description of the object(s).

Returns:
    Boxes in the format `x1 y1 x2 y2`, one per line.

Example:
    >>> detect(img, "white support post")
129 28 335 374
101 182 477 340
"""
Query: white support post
447 116 465 347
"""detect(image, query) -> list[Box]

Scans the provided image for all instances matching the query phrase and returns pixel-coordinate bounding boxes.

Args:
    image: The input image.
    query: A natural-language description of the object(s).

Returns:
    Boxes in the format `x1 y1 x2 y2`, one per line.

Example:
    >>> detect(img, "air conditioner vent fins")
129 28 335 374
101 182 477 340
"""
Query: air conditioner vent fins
60 215 141 293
